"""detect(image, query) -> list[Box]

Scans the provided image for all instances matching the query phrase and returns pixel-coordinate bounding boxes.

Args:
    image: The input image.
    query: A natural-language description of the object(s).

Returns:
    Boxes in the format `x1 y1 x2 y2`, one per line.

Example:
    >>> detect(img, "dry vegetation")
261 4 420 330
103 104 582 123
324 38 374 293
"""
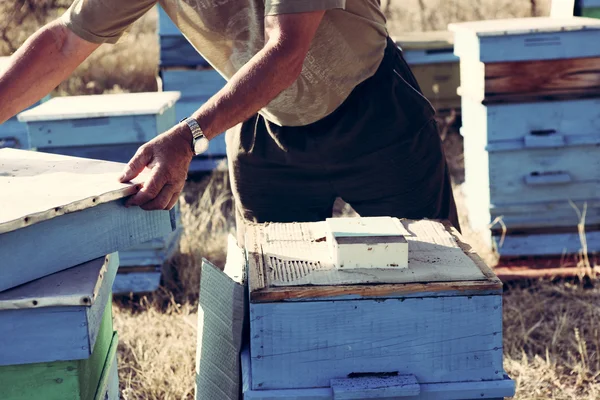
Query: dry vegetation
4 1 600 399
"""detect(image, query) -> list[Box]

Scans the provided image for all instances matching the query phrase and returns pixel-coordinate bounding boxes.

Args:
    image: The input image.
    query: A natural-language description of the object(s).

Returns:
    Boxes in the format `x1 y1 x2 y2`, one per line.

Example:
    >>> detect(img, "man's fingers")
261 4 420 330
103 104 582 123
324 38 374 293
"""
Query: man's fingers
119 146 151 183
125 169 166 207
166 191 181 211
140 184 177 211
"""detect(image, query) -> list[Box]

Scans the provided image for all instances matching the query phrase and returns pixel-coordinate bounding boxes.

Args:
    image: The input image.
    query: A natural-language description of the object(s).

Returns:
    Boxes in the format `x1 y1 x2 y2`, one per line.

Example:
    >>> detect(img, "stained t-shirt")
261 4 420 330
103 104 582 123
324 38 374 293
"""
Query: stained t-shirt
62 0 388 126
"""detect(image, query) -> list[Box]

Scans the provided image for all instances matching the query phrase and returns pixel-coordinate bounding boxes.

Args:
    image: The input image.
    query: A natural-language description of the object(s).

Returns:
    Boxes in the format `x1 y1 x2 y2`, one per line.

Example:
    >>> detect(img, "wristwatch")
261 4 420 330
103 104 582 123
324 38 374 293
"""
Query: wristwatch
180 117 209 155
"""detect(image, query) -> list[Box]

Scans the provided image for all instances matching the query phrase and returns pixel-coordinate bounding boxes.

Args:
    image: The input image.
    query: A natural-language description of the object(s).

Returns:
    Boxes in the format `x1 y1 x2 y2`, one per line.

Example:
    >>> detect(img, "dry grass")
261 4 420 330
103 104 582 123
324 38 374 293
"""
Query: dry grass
4 1 600 398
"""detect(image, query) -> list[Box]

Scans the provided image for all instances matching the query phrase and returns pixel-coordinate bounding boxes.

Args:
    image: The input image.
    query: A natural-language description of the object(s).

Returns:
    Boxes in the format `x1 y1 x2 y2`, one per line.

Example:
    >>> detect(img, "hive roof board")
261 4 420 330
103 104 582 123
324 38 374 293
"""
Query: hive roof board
0 253 118 366
0 149 175 291
393 30 454 49
246 219 501 302
449 17 600 63
448 16 600 36
18 91 181 122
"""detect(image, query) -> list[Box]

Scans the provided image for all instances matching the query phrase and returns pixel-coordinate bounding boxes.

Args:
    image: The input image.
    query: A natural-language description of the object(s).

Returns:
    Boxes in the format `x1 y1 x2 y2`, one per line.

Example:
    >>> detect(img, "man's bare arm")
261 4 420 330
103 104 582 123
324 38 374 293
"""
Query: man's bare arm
0 20 99 124
190 11 326 140
121 11 326 210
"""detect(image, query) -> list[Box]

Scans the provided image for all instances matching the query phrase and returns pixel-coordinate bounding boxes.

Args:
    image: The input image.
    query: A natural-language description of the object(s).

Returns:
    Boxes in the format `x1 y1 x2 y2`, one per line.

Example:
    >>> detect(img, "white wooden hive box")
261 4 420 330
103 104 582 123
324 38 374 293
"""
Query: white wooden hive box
245 219 512 395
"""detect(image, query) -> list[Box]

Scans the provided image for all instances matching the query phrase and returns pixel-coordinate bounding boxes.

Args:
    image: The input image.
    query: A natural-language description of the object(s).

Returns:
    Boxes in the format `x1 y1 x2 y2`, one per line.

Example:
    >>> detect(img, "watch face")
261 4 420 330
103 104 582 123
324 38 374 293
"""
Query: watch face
193 137 210 155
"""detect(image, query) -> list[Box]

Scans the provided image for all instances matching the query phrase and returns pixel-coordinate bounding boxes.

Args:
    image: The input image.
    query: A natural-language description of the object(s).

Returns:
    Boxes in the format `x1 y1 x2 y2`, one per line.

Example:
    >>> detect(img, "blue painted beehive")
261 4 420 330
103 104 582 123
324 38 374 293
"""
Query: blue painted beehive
0 254 120 400
159 68 228 171
237 219 514 399
450 17 600 257
394 31 460 112
16 94 182 292
157 5 209 68
0 149 175 292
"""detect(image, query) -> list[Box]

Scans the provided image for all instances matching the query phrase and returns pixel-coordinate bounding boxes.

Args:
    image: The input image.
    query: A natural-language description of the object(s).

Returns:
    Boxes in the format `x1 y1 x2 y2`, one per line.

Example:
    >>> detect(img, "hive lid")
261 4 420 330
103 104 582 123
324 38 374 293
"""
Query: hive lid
0 148 147 234
393 30 454 50
0 253 118 309
448 17 600 37
246 219 501 302
17 91 181 122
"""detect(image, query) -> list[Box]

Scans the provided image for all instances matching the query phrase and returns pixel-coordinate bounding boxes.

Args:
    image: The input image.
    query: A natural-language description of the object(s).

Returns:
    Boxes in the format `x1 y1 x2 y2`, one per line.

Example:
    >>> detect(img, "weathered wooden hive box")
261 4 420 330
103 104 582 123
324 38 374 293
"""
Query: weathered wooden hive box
157 5 228 171
16 95 182 293
0 255 119 400
582 0 600 17
241 219 514 399
0 149 175 291
0 57 46 150
394 31 460 113
450 17 600 257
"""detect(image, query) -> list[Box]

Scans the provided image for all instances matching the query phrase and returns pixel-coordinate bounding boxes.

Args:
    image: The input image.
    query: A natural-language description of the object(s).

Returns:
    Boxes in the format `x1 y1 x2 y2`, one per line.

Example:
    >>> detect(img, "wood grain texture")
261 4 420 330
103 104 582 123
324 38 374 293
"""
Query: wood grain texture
0 301 114 399
0 198 173 292
0 253 117 310
247 220 498 302
241 348 513 399
112 271 162 295
460 97 600 143
494 230 600 256
330 375 420 399
485 57 600 101
0 292 114 366
27 114 160 148
250 295 504 390
92 332 119 400
0 149 150 234
451 17 600 63
195 258 246 400
159 37 210 67
18 92 180 122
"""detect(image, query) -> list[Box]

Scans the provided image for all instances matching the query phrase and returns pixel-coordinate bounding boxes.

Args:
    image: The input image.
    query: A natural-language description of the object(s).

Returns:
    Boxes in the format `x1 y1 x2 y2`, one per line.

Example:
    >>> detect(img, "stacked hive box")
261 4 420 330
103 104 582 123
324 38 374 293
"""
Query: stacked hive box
18 93 183 293
0 149 176 399
450 17 600 257
157 5 228 172
195 219 515 399
394 31 461 113
581 0 600 17
0 57 48 150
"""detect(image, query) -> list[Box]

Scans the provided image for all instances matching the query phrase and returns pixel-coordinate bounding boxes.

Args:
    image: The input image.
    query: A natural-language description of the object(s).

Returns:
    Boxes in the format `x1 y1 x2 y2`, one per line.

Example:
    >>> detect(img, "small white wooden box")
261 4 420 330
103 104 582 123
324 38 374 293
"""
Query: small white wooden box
326 217 408 269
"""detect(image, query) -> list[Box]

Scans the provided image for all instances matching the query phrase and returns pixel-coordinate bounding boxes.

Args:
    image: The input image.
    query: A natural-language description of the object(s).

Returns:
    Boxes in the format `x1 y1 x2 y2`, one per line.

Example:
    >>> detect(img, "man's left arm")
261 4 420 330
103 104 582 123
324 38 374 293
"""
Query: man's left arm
120 11 326 210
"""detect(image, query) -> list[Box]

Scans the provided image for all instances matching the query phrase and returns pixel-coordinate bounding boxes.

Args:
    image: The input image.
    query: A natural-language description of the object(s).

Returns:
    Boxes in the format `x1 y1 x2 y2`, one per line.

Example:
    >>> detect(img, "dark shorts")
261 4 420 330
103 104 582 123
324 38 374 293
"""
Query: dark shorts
226 37 459 243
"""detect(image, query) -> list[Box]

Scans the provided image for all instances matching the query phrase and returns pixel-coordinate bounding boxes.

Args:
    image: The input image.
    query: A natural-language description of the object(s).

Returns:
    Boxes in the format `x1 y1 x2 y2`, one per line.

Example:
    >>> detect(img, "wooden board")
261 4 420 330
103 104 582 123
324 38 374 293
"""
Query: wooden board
18 92 180 122
0 302 115 400
409 62 460 111
0 117 29 150
195 251 246 400
247 220 500 302
451 17 600 63
583 7 600 17
26 105 175 148
94 350 119 400
459 57 600 103
0 197 173 292
0 148 149 234
583 0 600 7
0 256 117 366
494 230 600 257
113 270 162 294
460 97 600 143
241 348 513 399
249 295 504 390
159 37 210 67
0 253 117 310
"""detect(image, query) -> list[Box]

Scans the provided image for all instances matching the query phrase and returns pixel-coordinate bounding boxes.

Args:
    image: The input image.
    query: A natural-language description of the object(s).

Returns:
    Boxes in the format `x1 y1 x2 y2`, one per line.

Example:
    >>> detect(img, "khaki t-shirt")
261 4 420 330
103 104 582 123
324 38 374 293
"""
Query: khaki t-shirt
62 0 388 126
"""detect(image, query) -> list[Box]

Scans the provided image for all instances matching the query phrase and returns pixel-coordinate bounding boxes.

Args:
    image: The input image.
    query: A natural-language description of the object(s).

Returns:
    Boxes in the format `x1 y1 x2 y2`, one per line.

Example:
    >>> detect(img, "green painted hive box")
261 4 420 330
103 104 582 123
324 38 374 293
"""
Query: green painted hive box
0 298 118 400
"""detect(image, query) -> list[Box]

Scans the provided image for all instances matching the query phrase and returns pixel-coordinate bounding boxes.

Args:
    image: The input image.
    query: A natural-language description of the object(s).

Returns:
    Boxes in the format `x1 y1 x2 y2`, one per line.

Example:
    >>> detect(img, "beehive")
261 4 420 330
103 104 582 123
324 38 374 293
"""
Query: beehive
0 149 175 291
238 219 514 399
157 5 228 171
16 95 182 292
0 255 119 400
394 31 460 112
450 17 600 256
